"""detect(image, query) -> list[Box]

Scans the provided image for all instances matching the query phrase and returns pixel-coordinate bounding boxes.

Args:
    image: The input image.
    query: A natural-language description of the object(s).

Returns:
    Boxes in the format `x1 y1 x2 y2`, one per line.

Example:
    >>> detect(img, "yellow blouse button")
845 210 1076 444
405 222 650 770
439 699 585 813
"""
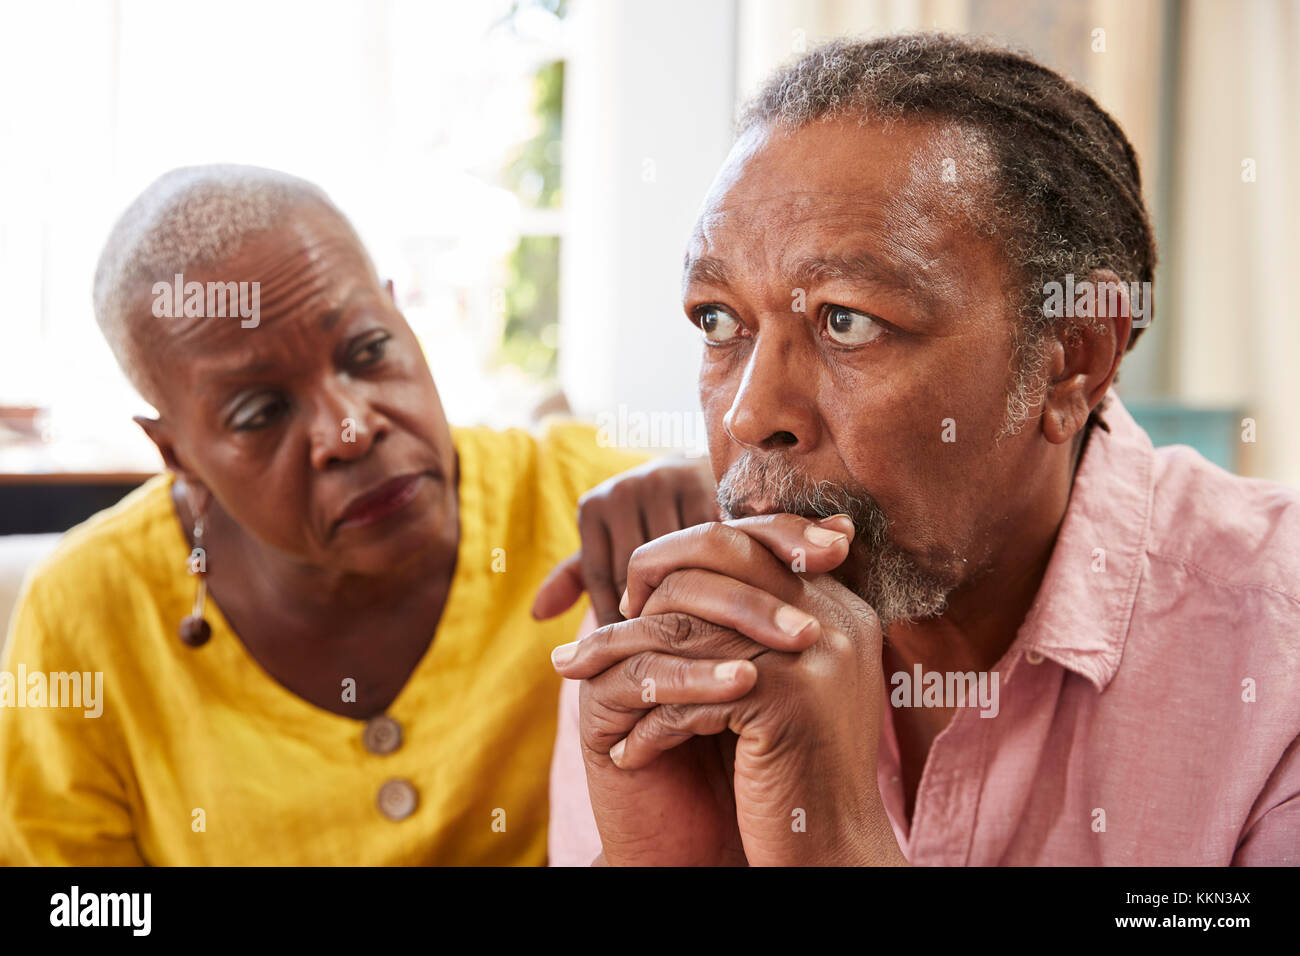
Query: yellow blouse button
363 715 402 755
377 778 418 821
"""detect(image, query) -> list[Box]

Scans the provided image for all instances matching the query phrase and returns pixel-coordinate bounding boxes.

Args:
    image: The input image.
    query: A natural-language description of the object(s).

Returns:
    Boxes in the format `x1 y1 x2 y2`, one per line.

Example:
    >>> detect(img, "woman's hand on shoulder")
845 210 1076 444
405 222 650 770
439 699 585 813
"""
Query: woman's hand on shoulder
531 456 718 625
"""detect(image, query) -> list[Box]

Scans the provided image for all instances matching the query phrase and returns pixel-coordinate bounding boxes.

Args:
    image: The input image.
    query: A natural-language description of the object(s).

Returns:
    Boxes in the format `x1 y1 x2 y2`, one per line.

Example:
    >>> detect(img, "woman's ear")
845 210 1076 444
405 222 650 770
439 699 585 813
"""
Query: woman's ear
135 414 214 517
134 415 200 486
1041 268 1133 445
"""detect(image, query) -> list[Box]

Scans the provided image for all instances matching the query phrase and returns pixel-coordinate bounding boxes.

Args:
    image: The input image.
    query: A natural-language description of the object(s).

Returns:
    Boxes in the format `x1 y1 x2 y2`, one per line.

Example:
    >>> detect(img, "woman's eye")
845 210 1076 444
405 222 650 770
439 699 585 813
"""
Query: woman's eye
352 335 389 367
824 306 885 346
698 306 742 344
232 397 284 431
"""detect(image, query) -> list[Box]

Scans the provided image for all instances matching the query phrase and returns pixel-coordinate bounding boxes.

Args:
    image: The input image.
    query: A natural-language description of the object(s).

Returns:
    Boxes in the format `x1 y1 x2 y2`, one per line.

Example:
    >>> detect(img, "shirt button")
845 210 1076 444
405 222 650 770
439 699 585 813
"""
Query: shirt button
363 715 403 755
1025 648 1045 665
377 778 418 821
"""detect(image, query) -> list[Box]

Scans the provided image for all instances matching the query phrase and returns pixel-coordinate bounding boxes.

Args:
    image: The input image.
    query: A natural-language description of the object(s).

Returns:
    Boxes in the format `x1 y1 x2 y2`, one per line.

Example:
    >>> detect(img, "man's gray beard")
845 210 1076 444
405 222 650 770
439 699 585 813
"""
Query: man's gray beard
716 452 956 629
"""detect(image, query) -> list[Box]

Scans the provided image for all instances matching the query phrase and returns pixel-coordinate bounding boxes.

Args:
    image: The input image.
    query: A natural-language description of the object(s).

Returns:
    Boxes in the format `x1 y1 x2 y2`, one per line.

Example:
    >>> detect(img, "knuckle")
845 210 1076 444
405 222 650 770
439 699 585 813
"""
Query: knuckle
657 654 696 692
625 540 651 579
582 558 614 590
824 626 857 660
605 479 638 508
693 520 731 548
620 652 655 686
654 702 691 729
584 621 615 645
577 486 613 522
638 468 667 494
651 568 691 605
579 697 628 752
653 612 697 650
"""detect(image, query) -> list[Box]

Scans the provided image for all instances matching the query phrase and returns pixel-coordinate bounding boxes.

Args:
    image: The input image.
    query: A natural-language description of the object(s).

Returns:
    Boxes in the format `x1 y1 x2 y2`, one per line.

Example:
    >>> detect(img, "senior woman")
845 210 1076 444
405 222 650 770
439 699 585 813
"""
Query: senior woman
0 165 716 865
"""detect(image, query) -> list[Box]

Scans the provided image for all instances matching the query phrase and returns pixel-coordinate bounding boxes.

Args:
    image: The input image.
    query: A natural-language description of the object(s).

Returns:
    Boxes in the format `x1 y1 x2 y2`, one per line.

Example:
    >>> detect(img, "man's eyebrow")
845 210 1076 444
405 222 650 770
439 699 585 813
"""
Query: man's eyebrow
787 253 931 297
683 252 940 307
682 255 733 289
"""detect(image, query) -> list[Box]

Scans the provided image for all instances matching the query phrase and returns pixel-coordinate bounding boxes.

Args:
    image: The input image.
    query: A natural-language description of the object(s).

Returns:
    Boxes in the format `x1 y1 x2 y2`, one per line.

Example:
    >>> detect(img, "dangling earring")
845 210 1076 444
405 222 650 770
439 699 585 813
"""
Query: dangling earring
180 502 212 648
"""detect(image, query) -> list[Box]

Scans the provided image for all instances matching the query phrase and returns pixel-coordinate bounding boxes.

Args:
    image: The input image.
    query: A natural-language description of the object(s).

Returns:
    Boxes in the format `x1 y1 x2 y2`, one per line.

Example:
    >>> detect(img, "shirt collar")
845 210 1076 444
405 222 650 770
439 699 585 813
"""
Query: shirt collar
1010 390 1155 692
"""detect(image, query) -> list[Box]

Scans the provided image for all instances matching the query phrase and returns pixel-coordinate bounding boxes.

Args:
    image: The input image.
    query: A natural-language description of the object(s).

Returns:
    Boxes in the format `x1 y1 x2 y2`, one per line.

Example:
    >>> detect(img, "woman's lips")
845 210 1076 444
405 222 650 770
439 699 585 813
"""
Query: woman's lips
334 473 425 531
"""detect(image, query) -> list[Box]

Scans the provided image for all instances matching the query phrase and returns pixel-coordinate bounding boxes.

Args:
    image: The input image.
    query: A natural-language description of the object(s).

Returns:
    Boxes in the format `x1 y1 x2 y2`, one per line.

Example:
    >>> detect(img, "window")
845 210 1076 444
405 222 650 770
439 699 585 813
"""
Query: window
0 0 570 473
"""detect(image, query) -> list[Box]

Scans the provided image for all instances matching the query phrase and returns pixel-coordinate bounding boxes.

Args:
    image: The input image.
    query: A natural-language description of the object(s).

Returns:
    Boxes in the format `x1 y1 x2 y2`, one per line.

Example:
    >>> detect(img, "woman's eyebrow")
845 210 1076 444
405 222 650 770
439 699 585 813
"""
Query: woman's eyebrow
319 287 376 331
319 306 345 331
196 359 280 397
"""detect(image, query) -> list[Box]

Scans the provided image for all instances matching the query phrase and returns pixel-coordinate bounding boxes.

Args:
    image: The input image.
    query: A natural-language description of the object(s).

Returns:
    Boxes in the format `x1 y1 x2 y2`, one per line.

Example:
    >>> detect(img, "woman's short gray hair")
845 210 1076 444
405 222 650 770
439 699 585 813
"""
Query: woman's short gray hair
92 164 337 406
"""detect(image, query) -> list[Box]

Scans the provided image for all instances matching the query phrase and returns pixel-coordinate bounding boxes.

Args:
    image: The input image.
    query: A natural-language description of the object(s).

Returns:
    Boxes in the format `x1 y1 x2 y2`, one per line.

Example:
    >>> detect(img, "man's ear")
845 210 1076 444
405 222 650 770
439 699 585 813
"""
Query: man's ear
1041 268 1133 445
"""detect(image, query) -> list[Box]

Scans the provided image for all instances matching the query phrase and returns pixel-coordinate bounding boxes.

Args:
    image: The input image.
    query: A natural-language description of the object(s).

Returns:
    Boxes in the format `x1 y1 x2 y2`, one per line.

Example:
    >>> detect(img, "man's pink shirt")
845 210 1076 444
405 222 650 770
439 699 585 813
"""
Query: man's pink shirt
548 392 1300 864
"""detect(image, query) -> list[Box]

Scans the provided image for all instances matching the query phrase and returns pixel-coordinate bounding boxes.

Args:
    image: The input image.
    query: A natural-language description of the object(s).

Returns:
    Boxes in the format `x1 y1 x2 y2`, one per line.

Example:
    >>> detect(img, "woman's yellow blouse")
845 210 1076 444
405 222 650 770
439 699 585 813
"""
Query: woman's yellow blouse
0 422 647 865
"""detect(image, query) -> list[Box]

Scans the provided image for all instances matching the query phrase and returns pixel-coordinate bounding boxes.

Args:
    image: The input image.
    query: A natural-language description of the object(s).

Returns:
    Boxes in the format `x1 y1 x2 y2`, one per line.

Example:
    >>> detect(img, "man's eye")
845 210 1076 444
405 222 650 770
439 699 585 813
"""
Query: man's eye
698 306 742 344
823 305 886 346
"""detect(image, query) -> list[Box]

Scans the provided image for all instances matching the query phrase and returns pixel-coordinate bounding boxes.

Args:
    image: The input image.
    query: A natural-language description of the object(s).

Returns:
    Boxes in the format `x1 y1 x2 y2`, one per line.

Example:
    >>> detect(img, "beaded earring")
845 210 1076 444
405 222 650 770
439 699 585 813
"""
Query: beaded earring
179 507 212 647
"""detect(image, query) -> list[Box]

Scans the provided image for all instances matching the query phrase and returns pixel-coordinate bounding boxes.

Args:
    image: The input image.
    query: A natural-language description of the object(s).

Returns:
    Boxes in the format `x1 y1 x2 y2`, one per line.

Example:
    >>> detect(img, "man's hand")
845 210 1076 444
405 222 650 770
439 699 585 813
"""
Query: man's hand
552 514 907 866
532 455 718 626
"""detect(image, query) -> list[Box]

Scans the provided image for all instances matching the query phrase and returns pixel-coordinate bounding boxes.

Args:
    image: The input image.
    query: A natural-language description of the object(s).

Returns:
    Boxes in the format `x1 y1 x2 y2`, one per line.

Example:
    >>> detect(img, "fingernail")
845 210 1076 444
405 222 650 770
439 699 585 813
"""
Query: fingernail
551 641 579 667
805 525 847 547
819 513 854 531
618 589 630 617
713 661 743 682
610 739 626 765
775 604 816 637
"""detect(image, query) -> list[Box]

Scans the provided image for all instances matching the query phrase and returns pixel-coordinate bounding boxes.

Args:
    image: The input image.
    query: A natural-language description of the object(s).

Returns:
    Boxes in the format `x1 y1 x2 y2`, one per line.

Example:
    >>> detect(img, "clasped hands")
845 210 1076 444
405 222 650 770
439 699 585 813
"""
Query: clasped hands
546 513 907 867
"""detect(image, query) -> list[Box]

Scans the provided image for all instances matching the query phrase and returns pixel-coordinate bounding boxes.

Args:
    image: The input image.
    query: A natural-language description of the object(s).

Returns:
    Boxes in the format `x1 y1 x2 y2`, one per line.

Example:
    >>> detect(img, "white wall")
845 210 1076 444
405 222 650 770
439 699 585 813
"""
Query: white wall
559 0 738 440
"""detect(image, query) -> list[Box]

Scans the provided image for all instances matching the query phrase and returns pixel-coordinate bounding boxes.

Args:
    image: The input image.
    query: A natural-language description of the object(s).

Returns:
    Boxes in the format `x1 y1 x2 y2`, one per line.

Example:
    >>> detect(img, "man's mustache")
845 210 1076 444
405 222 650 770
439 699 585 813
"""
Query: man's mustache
715 451 889 549
716 451 957 627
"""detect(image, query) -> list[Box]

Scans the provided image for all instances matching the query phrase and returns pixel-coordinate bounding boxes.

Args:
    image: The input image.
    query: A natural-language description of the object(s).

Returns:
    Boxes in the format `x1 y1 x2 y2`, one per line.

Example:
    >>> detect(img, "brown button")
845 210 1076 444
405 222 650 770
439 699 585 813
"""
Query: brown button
363 715 403 755
377 778 418 821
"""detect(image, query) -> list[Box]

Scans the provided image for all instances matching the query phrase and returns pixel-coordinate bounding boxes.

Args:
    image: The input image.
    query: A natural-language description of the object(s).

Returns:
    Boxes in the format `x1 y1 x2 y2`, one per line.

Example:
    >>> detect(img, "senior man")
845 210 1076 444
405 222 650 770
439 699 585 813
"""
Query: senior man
541 34 1300 865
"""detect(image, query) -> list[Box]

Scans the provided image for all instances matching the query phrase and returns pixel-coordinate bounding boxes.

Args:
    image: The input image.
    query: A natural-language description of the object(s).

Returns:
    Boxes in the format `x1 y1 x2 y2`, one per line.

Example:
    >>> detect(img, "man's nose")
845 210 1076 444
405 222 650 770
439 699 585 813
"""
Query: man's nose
308 379 386 470
722 328 820 452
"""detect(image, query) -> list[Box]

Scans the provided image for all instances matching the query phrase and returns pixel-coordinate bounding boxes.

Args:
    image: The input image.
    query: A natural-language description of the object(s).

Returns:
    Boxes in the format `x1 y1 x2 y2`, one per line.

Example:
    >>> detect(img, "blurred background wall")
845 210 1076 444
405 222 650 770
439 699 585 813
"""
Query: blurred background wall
1 0 1297 494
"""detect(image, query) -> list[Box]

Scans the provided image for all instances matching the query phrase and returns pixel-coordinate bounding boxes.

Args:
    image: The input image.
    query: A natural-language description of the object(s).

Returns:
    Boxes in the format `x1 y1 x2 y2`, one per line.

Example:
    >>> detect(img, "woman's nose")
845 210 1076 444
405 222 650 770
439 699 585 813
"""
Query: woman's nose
308 383 386 469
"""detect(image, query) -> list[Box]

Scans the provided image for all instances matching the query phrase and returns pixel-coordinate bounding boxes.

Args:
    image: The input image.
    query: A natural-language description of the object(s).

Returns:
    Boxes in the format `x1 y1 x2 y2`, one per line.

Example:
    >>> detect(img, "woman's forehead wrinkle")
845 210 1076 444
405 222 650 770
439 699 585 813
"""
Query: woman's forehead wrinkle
183 311 328 399
145 223 373 403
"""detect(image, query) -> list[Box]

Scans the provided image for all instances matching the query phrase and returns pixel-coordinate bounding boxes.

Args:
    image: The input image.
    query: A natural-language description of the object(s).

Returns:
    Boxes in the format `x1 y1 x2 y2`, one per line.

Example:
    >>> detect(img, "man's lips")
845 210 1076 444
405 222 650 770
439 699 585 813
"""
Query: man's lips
728 497 782 519
334 473 426 532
